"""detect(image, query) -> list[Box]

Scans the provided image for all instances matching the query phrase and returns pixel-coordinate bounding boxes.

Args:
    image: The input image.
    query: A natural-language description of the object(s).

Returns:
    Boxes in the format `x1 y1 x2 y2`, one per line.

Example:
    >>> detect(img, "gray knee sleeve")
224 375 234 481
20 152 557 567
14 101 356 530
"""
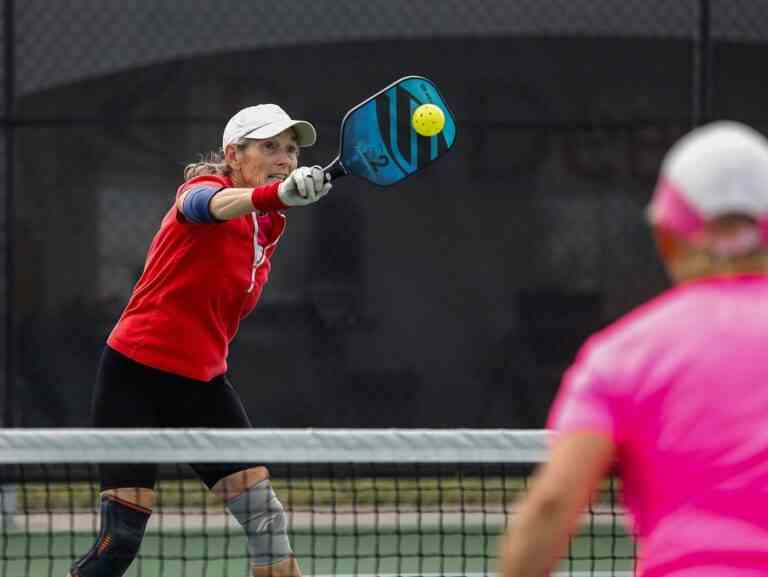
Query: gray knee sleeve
226 478 293 566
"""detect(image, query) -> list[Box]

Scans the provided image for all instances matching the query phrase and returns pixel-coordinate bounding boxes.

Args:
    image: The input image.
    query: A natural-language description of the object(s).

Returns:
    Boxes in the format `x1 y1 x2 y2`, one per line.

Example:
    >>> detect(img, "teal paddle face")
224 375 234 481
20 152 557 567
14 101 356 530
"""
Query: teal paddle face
330 76 457 186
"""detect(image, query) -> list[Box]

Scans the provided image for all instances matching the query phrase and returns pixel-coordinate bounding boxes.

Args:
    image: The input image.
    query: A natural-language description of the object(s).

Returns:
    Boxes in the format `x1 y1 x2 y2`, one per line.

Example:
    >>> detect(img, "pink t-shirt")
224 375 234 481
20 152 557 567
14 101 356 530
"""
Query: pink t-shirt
548 274 768 577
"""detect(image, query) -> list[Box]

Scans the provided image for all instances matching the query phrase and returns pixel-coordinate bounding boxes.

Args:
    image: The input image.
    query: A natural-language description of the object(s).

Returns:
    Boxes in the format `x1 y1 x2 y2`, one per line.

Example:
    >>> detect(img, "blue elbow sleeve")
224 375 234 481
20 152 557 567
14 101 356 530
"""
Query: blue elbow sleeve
181 185 221 223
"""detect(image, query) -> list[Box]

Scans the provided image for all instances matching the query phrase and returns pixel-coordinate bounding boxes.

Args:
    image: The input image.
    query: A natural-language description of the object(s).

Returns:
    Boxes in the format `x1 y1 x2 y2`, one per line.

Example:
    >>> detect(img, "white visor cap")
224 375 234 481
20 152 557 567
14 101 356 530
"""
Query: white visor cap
222 104 317 149
651 121 768 225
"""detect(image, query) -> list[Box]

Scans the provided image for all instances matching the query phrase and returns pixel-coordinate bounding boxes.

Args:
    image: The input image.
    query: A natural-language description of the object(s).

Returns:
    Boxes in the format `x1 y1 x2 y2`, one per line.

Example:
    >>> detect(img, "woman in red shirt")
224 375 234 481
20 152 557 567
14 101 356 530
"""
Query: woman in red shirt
69 104 329 577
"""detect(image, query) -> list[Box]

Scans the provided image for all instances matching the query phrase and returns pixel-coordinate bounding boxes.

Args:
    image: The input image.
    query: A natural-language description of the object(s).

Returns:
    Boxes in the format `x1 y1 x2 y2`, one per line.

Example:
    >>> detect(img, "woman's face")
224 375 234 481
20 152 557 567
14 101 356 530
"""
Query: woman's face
229 129 299 188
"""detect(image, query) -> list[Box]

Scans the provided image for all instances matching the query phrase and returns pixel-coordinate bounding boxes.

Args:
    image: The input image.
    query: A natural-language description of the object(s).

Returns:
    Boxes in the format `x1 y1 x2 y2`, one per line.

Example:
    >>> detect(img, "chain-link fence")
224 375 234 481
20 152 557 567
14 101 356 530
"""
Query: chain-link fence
1 0 765 428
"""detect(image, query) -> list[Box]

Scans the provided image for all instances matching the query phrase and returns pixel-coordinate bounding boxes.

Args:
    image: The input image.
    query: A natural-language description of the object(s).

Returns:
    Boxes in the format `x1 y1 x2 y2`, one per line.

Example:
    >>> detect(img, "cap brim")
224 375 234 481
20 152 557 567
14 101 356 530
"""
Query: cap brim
244 119 317 147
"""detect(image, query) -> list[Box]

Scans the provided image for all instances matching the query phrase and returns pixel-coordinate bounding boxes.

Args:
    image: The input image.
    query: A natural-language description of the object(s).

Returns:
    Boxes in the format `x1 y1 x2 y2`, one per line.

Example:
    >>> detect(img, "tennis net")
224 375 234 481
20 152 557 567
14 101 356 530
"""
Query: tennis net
0 429 634 577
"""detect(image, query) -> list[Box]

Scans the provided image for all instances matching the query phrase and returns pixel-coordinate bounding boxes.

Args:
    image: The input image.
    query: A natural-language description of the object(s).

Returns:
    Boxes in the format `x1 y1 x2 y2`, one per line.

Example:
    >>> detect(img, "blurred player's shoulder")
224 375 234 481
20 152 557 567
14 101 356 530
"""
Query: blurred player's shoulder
577 274 768 372
576 275 768 378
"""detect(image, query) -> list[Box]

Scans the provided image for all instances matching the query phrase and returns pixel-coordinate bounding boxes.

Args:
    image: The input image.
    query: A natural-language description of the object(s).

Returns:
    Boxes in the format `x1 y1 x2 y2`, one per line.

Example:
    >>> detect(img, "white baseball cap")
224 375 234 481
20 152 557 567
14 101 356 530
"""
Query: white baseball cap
648 121 768 245
222 104 316 149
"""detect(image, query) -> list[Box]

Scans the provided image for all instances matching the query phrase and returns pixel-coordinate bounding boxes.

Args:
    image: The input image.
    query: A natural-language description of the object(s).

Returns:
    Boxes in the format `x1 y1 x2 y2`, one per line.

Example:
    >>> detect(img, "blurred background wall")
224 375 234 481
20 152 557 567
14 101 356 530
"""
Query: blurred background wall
1 0 766 428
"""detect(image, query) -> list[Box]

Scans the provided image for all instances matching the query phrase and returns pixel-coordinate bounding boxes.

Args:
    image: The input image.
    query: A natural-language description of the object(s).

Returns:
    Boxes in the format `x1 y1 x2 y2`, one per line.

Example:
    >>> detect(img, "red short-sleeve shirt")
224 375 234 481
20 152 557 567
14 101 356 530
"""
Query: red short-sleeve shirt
107 175 286 381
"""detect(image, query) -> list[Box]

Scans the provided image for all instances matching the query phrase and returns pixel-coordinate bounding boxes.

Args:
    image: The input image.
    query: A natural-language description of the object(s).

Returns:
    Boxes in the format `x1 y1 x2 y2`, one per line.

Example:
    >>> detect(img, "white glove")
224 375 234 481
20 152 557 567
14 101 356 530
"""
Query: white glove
277 166 332 207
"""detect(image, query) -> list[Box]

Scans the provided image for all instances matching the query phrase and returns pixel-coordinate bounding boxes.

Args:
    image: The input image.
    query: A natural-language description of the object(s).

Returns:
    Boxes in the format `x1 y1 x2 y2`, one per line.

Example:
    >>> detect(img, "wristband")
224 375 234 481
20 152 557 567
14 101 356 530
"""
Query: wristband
251 181 287 212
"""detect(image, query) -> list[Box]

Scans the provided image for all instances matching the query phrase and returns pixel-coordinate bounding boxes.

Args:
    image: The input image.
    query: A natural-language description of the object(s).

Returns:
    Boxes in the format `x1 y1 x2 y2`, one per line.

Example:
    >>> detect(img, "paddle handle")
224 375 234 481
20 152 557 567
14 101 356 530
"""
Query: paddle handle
323 156 348 182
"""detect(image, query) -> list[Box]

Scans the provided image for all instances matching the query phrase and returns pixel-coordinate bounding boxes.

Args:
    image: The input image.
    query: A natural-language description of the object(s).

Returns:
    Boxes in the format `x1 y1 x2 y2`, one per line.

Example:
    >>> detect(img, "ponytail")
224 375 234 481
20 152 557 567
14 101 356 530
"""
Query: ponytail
183 150 230 180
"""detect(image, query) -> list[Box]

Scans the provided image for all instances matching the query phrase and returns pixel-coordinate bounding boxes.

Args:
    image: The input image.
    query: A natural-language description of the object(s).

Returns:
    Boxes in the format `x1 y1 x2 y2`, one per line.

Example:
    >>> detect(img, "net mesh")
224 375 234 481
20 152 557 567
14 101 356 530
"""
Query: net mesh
0 429 634 577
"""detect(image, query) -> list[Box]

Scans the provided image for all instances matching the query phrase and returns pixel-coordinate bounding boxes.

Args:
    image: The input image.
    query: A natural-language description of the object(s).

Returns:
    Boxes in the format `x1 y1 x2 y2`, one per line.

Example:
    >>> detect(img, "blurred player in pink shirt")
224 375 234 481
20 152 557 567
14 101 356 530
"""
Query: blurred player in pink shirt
500 121 768 577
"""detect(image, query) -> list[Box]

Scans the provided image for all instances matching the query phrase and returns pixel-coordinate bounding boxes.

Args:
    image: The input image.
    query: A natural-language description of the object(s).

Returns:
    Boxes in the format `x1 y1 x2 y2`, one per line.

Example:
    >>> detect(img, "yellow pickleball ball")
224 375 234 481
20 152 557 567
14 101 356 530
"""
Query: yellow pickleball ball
411 103 446 137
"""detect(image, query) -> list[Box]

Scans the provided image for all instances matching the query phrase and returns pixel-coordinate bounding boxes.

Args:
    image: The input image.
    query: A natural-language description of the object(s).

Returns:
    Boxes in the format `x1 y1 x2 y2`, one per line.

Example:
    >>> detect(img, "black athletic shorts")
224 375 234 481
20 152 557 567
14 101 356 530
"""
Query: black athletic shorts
92 345 260 491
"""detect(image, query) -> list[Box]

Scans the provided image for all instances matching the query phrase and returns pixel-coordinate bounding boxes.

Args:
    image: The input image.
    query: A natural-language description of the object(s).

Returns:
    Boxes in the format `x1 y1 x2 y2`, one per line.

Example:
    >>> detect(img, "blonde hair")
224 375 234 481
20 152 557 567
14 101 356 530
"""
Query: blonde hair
183 150 229 180
183 138 253 180
655 215 768 283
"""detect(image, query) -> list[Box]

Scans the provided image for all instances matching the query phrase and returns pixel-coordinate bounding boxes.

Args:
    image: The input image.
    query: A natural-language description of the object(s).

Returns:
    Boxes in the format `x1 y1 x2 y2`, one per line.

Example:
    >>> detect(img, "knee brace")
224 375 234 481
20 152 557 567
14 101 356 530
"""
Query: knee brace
226 478 293 566
70 495 151 577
